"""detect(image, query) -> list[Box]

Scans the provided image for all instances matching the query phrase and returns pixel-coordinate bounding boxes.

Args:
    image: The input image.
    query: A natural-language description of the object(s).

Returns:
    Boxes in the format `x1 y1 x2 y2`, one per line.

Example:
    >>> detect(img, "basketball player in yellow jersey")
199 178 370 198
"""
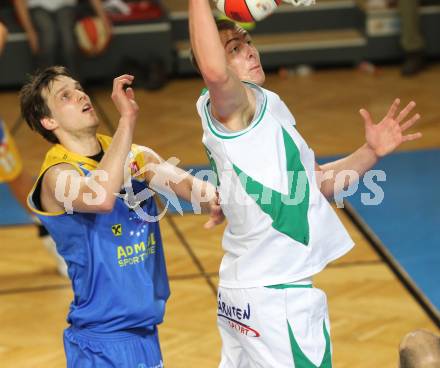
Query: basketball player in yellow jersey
189 1 422 367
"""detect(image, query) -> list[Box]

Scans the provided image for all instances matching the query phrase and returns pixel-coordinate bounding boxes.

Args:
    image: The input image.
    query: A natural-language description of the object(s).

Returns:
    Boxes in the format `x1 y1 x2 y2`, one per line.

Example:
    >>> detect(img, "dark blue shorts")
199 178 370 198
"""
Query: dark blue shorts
64 326 163 368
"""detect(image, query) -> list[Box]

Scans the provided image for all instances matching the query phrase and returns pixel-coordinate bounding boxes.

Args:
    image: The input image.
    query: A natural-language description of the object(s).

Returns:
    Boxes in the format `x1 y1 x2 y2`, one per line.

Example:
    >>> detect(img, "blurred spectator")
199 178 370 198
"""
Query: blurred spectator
13 0 112 78
0 21 7 54
398 0 426 76
0 118 68 277
1 20 67 276
399 329 440 368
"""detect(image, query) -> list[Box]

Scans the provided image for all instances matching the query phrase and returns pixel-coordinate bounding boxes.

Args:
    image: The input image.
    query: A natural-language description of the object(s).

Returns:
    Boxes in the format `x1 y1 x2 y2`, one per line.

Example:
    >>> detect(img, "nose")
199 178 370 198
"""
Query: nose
246 44 257 60
77 89 87 102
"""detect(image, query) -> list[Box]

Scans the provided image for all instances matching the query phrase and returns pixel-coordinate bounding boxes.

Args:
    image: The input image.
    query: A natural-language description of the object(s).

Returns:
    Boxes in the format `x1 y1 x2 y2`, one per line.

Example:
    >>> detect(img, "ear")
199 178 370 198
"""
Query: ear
40 116 58 131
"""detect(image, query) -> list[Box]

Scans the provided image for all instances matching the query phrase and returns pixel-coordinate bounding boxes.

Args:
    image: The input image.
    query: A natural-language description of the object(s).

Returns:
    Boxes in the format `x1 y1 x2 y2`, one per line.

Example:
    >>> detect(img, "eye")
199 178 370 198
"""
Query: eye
247 40 252 45
231 45 240 54
61 91 71 100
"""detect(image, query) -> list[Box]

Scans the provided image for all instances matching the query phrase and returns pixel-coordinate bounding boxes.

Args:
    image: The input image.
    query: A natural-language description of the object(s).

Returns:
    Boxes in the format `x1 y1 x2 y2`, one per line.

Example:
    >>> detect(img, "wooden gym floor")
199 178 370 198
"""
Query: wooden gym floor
0 64 439 367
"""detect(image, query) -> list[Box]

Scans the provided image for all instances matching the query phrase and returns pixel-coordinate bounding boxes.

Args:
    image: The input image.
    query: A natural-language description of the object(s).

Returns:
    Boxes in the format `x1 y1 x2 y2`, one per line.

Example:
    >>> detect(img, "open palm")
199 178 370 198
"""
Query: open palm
359 99 422 158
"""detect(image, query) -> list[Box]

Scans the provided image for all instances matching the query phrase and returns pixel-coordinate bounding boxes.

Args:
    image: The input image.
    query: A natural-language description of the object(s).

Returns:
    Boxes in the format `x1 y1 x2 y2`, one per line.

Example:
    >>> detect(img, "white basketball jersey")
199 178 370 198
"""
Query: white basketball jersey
197 83 354 288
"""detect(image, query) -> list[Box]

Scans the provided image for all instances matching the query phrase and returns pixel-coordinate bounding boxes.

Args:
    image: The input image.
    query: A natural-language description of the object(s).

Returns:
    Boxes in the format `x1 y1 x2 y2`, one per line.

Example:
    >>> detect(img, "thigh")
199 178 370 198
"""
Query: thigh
218 315 249 368
217 286 332 368
285 287 332 368
217 286 291 368
64 328 163 368
30 8 57 48
54 6 76 48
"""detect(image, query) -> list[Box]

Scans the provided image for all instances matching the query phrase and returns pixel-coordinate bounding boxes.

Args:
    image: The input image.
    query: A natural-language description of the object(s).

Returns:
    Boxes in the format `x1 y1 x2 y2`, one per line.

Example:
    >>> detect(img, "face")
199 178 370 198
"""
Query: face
220 28 265 86
42 76 98 139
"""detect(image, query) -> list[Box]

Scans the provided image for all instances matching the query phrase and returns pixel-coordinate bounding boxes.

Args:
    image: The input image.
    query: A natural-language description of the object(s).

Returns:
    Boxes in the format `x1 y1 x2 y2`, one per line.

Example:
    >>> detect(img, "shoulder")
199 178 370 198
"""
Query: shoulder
42 162 82 190
37 163 81 213
196 87 210 113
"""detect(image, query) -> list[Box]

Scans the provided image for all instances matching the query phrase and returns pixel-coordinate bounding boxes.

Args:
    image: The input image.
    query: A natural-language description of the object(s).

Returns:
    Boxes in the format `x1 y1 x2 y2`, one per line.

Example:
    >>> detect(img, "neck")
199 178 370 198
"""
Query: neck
59 131 101 157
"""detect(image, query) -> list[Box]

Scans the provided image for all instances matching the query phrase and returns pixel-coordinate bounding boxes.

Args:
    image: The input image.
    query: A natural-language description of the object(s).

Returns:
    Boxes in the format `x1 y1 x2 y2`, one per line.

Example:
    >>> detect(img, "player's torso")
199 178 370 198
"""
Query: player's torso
198 84 354 287
29 138 170 331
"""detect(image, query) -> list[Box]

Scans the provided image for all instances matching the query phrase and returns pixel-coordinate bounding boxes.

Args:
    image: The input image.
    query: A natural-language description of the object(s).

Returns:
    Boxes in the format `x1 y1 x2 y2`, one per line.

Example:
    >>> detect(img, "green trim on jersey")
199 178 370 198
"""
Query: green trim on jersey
204 146 220 186
288 320 332 368
202 86 268 140
233 128 310 245
265 283 312 289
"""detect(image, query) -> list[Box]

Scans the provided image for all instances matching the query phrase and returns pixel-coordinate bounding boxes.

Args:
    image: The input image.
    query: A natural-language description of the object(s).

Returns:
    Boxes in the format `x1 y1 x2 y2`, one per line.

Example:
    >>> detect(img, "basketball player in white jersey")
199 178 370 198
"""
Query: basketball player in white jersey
189 1 422 366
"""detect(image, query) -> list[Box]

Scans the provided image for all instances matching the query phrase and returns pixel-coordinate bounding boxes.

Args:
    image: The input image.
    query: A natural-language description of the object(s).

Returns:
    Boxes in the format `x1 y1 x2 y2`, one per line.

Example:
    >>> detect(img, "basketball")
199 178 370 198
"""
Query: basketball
75 17 110 56
214 0 283 23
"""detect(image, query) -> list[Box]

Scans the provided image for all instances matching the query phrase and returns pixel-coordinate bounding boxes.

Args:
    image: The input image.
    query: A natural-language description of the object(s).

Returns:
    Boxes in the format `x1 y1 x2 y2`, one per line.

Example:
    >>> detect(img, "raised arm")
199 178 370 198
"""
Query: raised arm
189 0 252 126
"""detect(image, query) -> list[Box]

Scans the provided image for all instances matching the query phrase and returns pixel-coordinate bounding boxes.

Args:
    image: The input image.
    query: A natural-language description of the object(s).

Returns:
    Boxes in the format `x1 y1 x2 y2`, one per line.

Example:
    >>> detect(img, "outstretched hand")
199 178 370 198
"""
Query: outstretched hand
204 192 225 229
359 99 422 158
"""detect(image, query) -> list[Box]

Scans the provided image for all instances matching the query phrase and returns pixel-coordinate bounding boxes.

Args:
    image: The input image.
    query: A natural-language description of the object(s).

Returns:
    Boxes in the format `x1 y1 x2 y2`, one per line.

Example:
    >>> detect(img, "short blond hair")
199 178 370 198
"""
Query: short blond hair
399 330 440 368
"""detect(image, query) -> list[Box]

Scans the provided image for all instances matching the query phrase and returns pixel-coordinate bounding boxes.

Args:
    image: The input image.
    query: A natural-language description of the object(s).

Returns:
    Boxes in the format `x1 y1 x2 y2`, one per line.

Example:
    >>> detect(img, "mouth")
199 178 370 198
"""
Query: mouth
82 103 94 113
250 65 261 72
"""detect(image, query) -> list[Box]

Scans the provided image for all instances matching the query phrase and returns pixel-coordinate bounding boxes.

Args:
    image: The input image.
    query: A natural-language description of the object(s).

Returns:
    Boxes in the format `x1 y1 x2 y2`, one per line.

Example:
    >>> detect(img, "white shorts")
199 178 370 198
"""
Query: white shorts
217 281 332 368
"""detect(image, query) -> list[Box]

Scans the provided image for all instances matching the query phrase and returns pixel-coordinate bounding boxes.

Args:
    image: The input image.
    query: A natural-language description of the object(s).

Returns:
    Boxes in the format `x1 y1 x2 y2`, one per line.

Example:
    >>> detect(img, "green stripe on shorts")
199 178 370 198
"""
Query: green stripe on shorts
288 320 332 367
265 283 313 290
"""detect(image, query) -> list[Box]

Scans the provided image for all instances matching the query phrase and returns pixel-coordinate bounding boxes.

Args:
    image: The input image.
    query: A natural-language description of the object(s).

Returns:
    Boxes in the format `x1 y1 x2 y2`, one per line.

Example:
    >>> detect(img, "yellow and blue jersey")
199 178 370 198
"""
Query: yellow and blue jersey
28 135 170 333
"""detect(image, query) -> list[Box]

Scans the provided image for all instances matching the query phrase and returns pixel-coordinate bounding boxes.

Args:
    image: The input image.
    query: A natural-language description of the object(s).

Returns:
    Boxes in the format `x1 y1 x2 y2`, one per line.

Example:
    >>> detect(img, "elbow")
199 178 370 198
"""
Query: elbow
201 66 230 86
320 188 334 202
96 194 116 213
99 198 116 213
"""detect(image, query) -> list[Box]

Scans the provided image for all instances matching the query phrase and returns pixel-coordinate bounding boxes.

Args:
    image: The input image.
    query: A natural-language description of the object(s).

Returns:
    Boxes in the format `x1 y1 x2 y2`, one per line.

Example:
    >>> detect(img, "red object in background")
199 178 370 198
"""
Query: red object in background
75 16 111 56
107 1 164 23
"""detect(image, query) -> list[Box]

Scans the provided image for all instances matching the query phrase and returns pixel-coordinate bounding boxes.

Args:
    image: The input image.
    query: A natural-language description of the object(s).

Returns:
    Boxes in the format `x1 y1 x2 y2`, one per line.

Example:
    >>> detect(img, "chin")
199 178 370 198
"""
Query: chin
252 72 265 86
256 73 265 86
90 115 100 126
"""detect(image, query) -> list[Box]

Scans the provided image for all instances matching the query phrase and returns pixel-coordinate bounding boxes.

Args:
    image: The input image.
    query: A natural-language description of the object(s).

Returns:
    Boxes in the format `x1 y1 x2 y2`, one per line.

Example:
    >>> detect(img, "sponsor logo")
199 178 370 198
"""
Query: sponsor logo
217 293 260 337
111 224 122 236
117 232 156 268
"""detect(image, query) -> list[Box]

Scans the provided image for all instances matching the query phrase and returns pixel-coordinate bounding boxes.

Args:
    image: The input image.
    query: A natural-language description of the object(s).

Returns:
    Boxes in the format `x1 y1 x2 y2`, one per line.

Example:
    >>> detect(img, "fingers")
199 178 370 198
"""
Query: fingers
396 100 416 124
204 216 219 229
125 87 135 100
112 74 134 94
204 214 225 229
359 108 373 126
204 219 215 229
111 75 138 118
385 98 400 119
204 199 225 229
402 132 423 142
400 113 420 131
